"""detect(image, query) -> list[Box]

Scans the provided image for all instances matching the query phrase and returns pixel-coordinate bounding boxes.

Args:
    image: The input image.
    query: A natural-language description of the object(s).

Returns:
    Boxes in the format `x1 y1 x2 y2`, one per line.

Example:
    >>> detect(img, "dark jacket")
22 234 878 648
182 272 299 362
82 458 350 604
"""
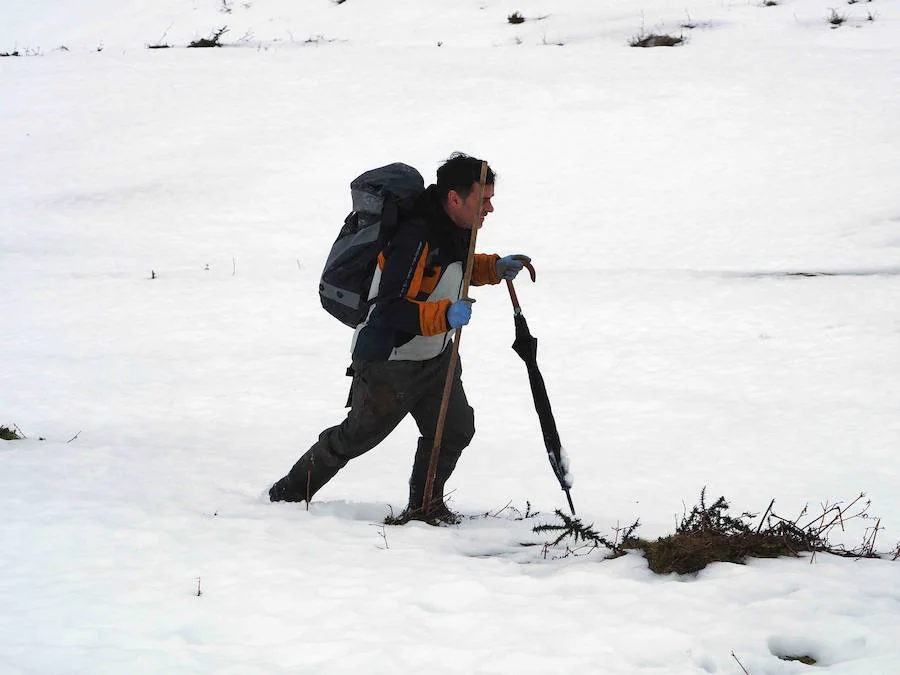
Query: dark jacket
351 185 499 363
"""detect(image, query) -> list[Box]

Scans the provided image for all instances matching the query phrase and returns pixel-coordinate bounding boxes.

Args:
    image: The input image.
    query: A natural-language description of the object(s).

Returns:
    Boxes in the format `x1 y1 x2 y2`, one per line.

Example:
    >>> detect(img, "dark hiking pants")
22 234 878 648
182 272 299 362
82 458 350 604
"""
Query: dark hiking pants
273 347 475 507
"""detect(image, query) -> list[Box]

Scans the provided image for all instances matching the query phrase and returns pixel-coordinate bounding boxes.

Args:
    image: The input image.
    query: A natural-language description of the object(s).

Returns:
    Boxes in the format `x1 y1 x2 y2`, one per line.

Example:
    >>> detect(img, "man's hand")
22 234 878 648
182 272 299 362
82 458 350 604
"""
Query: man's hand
496 254 532 281
447 299 475 329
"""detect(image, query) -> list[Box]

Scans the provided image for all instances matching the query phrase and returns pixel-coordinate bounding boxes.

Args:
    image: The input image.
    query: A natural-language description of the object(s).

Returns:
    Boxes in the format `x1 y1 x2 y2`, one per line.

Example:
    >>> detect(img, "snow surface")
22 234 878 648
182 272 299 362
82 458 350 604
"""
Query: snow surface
2 1 900 673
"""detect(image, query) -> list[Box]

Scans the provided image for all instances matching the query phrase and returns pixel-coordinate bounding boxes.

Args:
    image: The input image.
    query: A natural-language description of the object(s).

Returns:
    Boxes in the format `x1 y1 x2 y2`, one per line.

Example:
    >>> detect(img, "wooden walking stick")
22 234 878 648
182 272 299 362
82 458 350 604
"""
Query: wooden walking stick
422 160 488 516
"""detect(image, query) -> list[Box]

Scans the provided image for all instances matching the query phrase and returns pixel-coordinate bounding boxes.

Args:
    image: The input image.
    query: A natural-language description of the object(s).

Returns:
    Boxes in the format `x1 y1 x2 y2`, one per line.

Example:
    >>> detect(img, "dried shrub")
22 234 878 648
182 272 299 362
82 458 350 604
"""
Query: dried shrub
632 531 796 573
630 33 684 47
828 8 848 25
189 26 229 48
616 490 801 573
534 488 893 574
1 425 23 440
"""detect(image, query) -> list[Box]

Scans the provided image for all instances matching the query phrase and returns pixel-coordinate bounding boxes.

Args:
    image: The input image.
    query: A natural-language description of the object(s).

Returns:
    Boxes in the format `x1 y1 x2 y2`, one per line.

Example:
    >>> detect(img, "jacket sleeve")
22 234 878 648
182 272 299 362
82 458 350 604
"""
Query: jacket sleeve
470 253 500 286
368 227 451 337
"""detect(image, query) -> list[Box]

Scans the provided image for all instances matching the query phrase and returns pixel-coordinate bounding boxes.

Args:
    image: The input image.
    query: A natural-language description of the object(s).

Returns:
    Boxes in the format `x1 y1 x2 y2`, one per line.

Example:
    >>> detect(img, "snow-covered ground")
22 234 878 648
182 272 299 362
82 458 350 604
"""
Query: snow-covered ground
2 1 900 673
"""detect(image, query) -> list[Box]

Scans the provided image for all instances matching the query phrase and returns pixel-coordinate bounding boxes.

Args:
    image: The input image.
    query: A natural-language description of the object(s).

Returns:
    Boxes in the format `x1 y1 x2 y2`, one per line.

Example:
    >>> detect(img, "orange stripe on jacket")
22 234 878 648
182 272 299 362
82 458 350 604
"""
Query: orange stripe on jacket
418 299 451 336
419 267 440 295
471 253 500 286
403 243 450 336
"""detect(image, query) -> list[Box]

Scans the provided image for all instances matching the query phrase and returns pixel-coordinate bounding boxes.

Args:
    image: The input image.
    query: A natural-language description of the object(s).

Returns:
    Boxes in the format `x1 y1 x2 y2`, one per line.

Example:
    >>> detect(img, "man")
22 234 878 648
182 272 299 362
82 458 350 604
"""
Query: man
269 153 530 523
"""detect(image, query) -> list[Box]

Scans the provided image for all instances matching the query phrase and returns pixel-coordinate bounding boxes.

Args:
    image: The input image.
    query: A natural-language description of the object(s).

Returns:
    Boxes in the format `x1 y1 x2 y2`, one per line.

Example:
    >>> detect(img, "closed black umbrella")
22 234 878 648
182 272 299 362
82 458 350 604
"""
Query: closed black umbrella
507 265 576 515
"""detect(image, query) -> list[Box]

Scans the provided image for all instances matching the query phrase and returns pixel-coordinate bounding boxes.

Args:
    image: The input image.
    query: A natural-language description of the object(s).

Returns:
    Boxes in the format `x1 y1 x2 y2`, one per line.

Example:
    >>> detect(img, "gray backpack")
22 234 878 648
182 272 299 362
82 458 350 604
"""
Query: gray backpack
318 163 425 327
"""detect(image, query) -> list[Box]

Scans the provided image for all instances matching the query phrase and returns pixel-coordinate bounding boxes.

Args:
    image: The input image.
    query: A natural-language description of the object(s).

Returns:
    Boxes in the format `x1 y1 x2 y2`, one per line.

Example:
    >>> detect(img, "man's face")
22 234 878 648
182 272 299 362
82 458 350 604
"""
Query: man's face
447 182 495 230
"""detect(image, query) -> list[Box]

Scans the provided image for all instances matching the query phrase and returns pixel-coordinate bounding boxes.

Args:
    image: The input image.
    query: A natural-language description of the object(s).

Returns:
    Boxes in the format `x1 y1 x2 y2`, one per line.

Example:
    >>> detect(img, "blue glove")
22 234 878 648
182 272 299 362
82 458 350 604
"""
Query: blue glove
496 254 531 281
446 299 474 329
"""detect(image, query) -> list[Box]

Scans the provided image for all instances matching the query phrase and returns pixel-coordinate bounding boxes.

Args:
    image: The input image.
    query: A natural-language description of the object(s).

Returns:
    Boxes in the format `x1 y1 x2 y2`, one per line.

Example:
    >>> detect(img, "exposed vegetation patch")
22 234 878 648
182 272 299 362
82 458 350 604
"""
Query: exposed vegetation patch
828 8 848 26
779 655 818 665
303 34 339 46
189 26 229 48
507 11 549 25
630 530 795 574
633 491 808 574
147 23 174 49
630 32 685 47
1 425 23 441
1 48 42 57
533 489 893 574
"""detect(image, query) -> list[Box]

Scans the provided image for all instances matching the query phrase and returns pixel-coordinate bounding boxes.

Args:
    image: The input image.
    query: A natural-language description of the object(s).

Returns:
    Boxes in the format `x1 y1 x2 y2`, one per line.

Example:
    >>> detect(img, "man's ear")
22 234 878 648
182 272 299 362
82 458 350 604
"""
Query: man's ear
446 189 463 209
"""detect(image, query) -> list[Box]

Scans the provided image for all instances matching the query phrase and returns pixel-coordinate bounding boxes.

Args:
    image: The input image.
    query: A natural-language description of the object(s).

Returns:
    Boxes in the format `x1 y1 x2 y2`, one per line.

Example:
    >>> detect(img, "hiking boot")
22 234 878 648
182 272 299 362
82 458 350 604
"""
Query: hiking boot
268 475 308 503
269 448 344 504
410 500 461 525
385 499 461 526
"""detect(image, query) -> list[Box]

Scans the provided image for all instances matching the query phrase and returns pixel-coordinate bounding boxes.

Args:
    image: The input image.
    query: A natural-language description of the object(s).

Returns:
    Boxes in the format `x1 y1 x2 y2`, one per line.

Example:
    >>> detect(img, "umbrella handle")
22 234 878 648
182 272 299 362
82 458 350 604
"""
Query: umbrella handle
505 262 536 315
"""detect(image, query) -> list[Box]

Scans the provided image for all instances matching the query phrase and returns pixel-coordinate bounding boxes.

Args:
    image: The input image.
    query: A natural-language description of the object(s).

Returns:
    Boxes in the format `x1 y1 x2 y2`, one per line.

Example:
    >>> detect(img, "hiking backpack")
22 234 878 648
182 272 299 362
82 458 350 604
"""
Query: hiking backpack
318 163 425 327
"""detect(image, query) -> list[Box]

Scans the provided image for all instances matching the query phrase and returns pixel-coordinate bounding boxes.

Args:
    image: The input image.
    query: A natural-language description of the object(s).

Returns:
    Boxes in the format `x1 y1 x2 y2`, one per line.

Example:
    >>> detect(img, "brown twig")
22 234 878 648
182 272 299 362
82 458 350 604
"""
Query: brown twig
731 651 750 674
372 523 389 549
489 500 514 518
756 498 775 533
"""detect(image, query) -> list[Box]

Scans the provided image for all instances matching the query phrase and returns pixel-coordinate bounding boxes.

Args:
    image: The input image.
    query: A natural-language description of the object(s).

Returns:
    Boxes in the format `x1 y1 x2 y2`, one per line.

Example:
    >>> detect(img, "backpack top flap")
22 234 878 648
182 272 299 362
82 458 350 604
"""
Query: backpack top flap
350 163 425 218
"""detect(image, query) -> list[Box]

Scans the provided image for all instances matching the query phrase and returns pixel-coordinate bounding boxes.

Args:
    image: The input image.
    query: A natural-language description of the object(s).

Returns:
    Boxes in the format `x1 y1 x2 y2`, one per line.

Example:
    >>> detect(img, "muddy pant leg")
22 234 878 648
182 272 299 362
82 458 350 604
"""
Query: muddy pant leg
408 356 475 509
270 362 413 502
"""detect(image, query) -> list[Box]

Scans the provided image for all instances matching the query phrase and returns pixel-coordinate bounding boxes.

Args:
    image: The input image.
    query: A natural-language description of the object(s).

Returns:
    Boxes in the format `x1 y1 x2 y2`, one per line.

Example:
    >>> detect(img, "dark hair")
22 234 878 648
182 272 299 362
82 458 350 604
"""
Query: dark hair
436 153 496 202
